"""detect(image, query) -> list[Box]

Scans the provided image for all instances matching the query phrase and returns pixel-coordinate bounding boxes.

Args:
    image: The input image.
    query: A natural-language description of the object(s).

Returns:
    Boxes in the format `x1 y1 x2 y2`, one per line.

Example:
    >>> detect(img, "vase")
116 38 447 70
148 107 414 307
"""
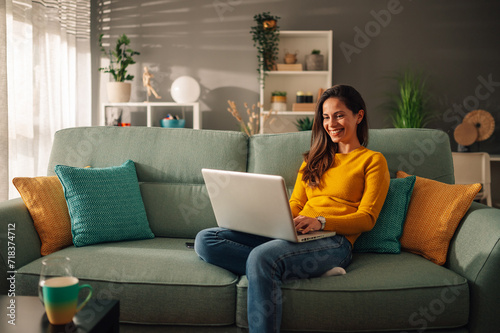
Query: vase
284 52 297 64
270 95 287 112
305 54 324 71
107 82 131 103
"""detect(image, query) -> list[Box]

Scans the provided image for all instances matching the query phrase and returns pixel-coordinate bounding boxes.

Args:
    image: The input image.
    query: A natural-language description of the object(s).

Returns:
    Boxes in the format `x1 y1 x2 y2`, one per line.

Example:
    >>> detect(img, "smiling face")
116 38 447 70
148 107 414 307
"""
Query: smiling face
322 97 364 154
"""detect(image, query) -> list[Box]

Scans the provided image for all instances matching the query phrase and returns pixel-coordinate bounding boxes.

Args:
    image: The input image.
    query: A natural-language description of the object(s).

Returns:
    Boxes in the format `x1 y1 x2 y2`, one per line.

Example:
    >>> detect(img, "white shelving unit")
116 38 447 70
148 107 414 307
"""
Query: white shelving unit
100 102 202 129
260 30 333 133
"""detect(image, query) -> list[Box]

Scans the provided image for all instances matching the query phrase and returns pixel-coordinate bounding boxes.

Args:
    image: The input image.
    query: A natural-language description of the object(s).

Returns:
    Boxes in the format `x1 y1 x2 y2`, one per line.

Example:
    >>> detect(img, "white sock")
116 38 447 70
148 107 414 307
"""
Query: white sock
321 266 346 277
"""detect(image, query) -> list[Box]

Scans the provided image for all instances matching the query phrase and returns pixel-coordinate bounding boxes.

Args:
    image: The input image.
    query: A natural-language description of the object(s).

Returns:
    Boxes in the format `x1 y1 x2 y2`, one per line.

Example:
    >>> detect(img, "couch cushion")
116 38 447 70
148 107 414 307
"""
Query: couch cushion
248 131 311 191
47 127 248 184
47 127 248 239
140 183 217 238
353 175 416 254
397 171 481 265
16 238 238 326
236 252 469 331
249 129 454 192
12 176 73 255
368 128 454 183
55 160 155 247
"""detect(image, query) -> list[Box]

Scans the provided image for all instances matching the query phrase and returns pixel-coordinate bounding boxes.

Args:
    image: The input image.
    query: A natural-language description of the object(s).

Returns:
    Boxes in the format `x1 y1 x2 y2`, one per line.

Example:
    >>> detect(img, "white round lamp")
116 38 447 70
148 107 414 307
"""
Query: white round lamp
170 76 200 103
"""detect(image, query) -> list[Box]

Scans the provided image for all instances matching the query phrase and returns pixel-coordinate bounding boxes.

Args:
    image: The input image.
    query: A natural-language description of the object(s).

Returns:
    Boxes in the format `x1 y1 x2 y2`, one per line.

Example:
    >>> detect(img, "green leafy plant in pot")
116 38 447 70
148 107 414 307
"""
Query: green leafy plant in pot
389 70 431 128
250 12 280 86
270 91 287 112
294 117 314 131
98 34 140 103
270 91 287 103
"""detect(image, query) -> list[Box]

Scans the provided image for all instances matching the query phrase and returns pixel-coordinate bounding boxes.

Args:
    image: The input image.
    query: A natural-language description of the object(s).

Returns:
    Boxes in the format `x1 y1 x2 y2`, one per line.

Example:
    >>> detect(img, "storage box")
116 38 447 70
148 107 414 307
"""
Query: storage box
276 64 303 71
292 103 316 112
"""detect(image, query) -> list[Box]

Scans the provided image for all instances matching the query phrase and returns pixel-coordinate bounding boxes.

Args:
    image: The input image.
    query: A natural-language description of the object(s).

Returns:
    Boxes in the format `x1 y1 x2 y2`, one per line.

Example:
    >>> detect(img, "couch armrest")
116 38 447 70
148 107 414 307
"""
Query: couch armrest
0 198 42 294
446 201 500 333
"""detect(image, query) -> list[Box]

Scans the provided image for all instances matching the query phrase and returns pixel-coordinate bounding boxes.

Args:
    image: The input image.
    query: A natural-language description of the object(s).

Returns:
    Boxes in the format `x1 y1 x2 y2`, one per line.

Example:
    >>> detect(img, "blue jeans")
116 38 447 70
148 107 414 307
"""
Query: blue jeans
195 227 352 333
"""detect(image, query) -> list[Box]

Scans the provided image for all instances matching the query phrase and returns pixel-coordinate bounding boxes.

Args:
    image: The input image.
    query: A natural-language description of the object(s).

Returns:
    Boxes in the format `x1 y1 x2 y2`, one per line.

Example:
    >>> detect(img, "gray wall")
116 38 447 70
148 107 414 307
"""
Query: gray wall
91 0 500 204
92 1 500 138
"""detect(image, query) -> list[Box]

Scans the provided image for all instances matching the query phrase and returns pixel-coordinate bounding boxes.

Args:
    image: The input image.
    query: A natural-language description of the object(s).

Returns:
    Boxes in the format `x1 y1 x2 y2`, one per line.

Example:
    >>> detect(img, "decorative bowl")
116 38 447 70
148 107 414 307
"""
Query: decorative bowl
160 119 186 128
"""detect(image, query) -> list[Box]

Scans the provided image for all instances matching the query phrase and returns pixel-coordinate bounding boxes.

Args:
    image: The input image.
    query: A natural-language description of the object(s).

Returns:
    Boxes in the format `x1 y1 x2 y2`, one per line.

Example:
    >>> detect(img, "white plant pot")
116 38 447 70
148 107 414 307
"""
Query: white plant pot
107 82 131 103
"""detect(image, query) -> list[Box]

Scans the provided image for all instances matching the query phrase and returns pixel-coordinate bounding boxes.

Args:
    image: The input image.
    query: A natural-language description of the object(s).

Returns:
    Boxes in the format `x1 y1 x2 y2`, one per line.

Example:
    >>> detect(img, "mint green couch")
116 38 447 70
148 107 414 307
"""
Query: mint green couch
1 127 499 332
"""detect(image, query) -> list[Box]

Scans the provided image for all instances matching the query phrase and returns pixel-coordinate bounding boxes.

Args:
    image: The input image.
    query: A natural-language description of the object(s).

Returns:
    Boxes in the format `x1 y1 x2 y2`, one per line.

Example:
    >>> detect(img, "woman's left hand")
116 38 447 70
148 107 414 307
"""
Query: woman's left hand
293 215 322 234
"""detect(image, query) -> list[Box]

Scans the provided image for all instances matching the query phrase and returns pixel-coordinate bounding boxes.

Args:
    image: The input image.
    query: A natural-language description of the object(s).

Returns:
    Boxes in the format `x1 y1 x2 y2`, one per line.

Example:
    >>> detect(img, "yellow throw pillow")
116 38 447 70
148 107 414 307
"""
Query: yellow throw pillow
396 171 481 265
13 176 73 255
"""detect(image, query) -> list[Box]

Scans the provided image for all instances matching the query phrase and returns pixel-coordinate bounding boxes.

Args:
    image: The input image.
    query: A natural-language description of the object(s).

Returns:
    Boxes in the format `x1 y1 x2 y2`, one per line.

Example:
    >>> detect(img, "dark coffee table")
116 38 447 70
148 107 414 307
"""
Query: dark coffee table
1 295 119 333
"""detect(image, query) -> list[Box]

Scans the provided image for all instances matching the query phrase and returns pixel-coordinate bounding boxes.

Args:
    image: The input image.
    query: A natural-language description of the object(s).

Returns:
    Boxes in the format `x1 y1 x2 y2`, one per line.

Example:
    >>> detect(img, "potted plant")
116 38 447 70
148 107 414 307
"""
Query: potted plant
270 91 287 103
250 12 280 85
270 91 287 112
294 117 314 131
98 34 140 103
305 49 324 71
389 69 431 128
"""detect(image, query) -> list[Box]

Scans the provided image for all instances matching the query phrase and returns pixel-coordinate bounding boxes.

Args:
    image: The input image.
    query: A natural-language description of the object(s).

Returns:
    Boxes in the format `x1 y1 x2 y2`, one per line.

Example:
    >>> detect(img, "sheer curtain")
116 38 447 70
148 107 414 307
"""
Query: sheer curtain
0 3 8 201
1 0 91 200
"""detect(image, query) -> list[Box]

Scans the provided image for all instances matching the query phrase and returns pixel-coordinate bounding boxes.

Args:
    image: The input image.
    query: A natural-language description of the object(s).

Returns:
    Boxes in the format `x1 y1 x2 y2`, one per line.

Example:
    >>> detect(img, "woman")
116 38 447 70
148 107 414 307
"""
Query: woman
195 85 390 332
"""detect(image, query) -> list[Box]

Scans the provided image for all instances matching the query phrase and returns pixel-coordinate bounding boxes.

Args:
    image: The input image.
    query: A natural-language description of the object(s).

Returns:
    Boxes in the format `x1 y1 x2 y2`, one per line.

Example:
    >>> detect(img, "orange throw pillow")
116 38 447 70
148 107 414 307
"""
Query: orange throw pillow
13 176 73 255
397 171 481 265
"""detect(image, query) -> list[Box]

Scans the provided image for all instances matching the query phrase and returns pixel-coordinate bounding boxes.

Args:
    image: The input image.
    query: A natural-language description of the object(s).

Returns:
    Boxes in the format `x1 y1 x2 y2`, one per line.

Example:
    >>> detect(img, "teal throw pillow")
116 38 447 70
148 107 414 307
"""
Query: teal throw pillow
55 160 154 247
353 175 416 254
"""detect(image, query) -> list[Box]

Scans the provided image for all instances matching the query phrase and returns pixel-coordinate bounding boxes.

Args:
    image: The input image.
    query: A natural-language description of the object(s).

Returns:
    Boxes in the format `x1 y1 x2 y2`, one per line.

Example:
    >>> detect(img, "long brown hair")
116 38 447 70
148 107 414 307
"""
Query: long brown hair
302 85 368 188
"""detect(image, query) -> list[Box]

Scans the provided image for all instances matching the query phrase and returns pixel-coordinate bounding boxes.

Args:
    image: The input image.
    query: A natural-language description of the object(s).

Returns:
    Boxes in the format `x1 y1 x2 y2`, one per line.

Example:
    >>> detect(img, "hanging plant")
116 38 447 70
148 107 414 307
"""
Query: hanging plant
250 12 280 85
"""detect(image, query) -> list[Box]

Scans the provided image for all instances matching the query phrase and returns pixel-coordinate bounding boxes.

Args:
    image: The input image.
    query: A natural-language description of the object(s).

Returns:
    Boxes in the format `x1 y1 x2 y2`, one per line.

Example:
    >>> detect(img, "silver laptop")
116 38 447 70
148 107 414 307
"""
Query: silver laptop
201 168 336 243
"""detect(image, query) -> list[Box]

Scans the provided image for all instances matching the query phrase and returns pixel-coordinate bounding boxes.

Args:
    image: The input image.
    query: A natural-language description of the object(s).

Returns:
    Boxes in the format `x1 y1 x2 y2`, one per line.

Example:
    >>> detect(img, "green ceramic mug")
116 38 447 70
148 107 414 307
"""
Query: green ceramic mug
42 276 93 325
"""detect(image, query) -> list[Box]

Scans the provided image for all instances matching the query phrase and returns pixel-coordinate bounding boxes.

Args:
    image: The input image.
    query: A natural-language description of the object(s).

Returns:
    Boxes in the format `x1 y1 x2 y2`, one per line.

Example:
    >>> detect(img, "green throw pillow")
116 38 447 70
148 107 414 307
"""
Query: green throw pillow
55 160 155 247
353 175 416 254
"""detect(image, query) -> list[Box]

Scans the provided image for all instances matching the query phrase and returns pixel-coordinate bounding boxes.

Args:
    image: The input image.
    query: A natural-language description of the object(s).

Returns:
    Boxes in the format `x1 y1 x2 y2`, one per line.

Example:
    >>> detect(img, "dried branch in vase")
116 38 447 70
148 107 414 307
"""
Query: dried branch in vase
227 100 277 136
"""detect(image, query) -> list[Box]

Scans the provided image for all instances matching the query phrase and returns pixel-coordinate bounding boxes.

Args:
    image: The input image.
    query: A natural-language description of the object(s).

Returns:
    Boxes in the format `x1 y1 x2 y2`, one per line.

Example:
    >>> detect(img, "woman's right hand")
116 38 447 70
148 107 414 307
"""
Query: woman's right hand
293 215 322 234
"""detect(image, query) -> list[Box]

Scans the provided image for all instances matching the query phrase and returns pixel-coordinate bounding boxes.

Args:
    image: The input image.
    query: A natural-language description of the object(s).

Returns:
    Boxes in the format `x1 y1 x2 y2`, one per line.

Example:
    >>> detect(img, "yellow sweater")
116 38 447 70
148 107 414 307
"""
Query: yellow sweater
289 146 390 246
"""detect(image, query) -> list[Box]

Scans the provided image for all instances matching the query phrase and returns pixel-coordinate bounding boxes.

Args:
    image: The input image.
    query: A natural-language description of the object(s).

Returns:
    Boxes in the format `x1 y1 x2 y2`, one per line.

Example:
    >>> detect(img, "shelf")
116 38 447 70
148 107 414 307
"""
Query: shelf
262 111 315 116
259 30 332 134
267 71 329 75
101 102 202 129
103 102 199 107
491 154 500 162
279 30 332 38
